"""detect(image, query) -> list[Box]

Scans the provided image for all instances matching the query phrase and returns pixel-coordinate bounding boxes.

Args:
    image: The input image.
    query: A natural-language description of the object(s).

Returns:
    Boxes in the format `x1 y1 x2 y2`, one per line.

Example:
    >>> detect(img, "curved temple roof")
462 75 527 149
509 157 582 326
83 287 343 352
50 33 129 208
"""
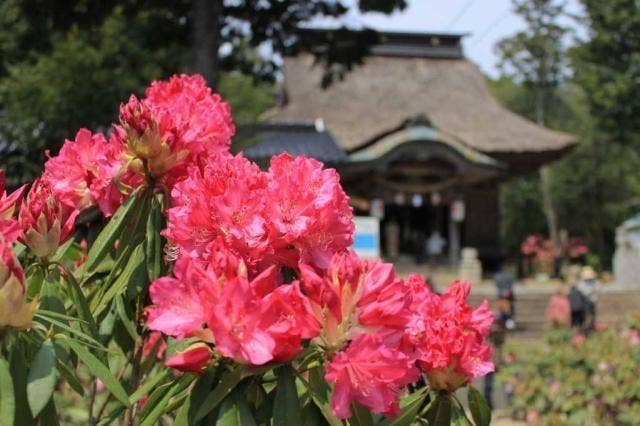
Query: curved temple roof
270 51 576 155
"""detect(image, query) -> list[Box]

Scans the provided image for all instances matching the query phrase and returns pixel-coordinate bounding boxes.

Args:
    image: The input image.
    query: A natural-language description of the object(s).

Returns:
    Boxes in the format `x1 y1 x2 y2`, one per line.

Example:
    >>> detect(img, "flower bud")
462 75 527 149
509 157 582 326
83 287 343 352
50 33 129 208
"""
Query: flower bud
19 179 78 258
119 96 188 177
164 342 212 373
0 238 37 330
425 366 468 393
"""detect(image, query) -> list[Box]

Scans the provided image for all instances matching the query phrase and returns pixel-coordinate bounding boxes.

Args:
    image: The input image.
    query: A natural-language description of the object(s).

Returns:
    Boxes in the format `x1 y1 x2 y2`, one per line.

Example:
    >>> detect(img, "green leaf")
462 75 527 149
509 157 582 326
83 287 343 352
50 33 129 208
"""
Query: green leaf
174 371 216 426
26 266 44 300
38 398 59 426
56 361 84 397
424 392 452 426
48 238 75 264
33 314 102 348
349 402 374 426
63 272 100 340
8 346 32 426
306 367 342 426
467 386 491 426
301 401 324 426
139 374 193 426
145 193 165 282
114 295 138 340
216 390 256 426
273 366 302 426
92 243 146 317
65 338 130 407
0 356 15 426
27 340 57 417
128 369 169 405
83 188 142 276
452 405 472 426
195 367 249 421
379 386 428 426
38 275 66 330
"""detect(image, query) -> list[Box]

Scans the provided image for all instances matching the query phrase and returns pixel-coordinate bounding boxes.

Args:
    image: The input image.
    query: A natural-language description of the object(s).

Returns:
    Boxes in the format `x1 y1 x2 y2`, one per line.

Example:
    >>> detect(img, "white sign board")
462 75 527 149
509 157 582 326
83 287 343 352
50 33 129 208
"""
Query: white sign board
352 216 380 259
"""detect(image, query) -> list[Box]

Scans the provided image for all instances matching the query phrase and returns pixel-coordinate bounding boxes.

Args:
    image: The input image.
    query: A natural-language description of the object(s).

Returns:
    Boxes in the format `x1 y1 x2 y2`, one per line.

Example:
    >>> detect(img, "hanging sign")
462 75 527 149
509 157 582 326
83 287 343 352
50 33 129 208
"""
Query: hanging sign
451 199 465 222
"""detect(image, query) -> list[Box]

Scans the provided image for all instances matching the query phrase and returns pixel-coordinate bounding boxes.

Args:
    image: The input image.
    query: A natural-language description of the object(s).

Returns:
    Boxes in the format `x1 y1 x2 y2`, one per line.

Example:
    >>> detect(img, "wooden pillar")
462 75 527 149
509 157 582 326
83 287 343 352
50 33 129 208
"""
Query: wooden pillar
449 215 460 265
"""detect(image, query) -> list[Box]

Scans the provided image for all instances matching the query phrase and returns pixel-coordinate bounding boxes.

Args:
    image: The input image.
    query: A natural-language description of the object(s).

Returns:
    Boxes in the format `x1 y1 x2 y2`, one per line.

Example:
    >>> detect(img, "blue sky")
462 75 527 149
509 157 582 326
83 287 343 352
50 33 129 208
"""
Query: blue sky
317 0 585 77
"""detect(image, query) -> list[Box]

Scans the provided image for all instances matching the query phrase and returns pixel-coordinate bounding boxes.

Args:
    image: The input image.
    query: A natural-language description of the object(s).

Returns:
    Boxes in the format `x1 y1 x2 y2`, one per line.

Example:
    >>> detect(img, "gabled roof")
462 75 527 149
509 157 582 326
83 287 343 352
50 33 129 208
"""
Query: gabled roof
268 31 577 156
237 123 348 164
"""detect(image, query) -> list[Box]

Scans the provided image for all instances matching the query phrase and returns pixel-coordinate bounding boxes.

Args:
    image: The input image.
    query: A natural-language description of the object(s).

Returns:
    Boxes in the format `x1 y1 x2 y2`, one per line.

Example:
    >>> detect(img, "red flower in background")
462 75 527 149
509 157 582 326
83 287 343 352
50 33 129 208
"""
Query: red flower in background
566 237 589 258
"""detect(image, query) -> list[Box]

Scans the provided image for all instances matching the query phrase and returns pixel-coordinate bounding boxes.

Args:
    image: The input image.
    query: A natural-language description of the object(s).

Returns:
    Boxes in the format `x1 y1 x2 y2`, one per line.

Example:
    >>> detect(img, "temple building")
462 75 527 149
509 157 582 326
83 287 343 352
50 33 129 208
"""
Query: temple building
238 30 576 268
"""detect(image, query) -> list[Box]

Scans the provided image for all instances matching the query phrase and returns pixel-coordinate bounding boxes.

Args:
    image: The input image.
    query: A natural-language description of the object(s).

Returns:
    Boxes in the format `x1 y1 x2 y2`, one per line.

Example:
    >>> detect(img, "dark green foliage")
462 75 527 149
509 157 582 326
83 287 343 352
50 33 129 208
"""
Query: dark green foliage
571 0 640 149
492 0 640 267
0 0 404 186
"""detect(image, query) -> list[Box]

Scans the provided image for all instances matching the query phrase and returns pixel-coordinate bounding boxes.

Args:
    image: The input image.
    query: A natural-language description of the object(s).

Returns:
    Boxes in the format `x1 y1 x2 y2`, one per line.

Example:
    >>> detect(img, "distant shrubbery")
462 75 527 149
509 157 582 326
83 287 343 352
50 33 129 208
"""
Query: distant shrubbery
499 316 640 424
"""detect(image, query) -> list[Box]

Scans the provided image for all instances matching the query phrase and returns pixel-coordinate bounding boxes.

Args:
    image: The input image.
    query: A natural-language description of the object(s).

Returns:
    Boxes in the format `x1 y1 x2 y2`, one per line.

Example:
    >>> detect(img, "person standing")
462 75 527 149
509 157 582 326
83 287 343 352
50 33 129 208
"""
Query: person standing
545 285 571 327
577 266 600 332
494 263 516 329
426 230 446 266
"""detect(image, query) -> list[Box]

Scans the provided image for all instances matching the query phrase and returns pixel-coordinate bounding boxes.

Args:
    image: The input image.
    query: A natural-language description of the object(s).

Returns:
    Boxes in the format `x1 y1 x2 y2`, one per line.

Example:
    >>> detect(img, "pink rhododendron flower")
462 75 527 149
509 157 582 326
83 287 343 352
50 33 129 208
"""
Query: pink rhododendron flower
146 257 218 339
207 273 276 365
259 281 320 362
43 129 131 216
164 152 268 269
146 256 319 367
18 179 78 258
299 250 412 352
115 74 234 183
412 280 494 392
164 152 354 277
325 333 420 419
0 170 26 243
165 343 213 373
266 153 354 270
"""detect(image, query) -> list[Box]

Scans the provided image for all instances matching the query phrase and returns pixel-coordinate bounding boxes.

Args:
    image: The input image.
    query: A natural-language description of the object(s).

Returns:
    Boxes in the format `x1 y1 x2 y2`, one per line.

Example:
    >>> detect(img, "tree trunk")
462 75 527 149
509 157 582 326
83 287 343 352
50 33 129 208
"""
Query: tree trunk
192 0 222 87
536 85 560 249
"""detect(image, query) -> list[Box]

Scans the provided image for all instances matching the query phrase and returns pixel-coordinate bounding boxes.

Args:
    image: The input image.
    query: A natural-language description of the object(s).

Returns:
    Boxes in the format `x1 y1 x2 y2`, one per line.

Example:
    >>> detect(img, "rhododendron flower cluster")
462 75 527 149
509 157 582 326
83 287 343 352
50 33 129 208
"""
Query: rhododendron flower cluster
115 74 234 183
411 280 494 392
42 74 234 218
163 152 354 274
43 129 129 217
2 73 495 423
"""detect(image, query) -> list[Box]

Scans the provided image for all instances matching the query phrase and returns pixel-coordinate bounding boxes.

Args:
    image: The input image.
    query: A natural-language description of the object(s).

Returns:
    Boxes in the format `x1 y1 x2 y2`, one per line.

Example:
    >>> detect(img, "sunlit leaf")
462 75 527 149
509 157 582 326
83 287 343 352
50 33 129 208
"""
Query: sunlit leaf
27 340 57 417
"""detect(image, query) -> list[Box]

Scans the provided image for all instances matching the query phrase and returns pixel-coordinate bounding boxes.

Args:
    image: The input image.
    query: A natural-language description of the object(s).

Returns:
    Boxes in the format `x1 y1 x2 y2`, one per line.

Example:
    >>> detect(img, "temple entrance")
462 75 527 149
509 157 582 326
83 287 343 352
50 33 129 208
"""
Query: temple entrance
381 203 451 262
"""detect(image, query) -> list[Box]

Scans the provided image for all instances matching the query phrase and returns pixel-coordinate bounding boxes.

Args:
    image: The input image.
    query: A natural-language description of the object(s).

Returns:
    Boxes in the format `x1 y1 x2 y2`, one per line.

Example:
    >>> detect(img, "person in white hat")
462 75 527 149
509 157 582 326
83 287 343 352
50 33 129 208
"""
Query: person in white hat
577 266 600 332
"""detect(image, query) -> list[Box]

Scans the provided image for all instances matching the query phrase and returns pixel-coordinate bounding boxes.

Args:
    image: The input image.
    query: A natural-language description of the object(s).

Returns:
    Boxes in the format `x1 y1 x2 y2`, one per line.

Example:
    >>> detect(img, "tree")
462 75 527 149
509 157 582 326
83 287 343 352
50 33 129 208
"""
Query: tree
0 0 406 185
571 0 640 149
496 0 569 251
490 75 640 268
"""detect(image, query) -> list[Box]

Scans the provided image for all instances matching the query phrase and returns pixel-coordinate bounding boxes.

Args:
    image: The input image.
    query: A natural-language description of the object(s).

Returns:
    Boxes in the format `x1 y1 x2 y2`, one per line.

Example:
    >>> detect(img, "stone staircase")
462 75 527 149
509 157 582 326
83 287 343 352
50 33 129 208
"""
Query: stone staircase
466 287 640 339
